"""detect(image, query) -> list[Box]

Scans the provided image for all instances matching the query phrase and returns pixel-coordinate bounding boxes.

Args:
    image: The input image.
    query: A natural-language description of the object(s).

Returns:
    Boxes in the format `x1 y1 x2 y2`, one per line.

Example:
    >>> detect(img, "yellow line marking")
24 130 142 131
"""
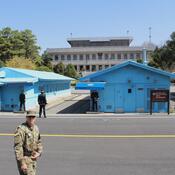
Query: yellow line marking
41 134 175 138
0 133 14 136
1 133 175 138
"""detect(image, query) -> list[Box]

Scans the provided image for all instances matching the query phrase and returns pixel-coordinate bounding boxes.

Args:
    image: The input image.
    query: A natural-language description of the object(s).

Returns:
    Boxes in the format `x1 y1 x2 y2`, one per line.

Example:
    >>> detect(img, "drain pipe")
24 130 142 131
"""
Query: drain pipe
143 48 147 65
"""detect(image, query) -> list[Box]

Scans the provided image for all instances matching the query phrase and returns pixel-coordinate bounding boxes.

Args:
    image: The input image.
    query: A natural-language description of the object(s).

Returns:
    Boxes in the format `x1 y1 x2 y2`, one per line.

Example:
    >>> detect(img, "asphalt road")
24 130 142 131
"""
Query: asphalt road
1 115 175 175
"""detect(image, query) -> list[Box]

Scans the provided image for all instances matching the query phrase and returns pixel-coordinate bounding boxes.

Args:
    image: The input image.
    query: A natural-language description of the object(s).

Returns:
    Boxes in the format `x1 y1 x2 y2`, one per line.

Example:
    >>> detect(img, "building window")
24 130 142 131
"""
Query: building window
80 54 84 60
130 53 134 59
73 55 77 60
80 65 84 71
86 54 90 60
92 65 96 71
105 54 109 60
138 88 144 91
111 54 115 59
61 55 65 60
55 55 59 61
98 53 103 60
105 65 109 69
67 55 71 60
86 65 90 71
128 89 132 93
124 53 128 59
117 54 121 59
92 54 96 60
99 65 103 70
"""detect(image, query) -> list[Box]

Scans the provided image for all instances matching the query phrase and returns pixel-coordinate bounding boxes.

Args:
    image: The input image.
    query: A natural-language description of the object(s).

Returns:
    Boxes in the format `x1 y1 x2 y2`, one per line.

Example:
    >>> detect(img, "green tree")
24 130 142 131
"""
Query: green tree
34 55 43 67
36 66 52 72
0 27 40 62
10 30 24 57
0 27 14 61
41 51 53 69
53 62 65 75
21 29 40 60
64 64 77 78
136 58 143 63
149 32 175 71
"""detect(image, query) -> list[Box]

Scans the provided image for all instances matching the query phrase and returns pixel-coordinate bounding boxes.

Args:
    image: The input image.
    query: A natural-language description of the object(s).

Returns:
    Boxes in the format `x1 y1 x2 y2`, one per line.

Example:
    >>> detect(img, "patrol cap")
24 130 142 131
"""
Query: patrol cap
26 110 36 117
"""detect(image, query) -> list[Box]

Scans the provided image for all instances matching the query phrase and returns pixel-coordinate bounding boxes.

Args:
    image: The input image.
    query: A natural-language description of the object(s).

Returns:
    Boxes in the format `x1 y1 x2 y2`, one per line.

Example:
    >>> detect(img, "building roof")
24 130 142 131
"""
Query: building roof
80 61 175 81
0 78 38 84
46 46 154 54
0 67 74 84
67 36 133 42
67 37 133 47
76 82 106 90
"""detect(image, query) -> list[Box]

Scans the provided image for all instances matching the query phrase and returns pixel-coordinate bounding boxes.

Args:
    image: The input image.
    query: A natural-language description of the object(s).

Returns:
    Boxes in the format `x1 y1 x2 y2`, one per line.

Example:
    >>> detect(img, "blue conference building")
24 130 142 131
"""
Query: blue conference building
76 60 175 113
0 67 73 111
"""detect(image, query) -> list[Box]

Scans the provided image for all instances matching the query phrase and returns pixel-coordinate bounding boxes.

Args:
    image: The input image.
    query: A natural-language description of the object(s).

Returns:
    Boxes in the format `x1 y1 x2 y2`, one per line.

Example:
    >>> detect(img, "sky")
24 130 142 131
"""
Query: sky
0 0 175 53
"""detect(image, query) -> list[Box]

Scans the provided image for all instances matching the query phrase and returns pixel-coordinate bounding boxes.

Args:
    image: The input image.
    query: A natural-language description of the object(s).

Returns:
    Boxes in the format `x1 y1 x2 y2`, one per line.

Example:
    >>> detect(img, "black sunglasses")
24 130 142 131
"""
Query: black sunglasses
27 116 36 118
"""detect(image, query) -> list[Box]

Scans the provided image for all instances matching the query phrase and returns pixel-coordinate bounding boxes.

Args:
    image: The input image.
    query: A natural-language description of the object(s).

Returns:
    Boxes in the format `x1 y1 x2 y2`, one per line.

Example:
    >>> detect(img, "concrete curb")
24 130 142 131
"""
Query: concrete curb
0 112 175 118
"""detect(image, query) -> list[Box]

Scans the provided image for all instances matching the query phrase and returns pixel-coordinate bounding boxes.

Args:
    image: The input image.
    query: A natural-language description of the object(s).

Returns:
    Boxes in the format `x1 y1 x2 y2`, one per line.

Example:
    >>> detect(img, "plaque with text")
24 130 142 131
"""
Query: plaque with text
150 90 169 115
151 90 169 102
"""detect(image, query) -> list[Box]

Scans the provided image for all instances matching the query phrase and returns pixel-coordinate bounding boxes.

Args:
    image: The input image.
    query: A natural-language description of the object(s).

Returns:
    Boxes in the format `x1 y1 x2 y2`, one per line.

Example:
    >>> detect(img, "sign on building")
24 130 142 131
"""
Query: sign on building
150 90 169 114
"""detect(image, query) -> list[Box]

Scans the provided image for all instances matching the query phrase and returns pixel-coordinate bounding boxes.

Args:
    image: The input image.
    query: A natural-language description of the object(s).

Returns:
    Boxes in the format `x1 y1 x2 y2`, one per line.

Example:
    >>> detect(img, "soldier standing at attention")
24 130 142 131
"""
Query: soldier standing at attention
91 91 99 111
19 90 26 111
38 90 47 118
14 111 43 175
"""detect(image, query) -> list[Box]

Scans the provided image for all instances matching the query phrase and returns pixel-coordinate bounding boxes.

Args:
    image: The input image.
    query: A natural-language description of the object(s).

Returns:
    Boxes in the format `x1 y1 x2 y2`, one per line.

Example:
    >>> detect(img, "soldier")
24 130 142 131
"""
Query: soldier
38 90 47 118
19 90 26 111
14 110 43 175
91 91 99 111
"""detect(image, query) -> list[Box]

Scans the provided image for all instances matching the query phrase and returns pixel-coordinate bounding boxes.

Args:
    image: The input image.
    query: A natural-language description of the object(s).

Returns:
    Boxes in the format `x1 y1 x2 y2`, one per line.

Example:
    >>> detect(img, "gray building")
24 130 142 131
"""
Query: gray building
46 37 154 73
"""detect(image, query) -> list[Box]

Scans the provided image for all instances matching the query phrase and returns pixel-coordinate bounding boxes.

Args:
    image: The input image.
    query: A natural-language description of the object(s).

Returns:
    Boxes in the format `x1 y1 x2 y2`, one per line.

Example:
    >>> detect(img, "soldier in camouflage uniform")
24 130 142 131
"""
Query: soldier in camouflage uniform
14 110 43 175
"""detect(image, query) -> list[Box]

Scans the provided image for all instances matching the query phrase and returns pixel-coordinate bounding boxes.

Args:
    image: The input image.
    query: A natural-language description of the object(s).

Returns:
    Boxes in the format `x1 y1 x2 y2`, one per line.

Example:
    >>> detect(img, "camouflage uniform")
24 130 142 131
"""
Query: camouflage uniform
14 122 43 175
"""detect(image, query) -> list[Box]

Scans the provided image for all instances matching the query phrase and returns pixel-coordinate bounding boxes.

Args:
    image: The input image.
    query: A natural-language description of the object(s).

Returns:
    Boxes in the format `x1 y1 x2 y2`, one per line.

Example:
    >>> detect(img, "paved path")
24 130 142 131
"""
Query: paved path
47 94 90 114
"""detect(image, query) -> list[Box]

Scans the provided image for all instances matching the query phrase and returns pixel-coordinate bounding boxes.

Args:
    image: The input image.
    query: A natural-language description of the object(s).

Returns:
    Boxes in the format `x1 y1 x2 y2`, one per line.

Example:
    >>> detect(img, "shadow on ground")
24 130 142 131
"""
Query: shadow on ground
57 99 90 114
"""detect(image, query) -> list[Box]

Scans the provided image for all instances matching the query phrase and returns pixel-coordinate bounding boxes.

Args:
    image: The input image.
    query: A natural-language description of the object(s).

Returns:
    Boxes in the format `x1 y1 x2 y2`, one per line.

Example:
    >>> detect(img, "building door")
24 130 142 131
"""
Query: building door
1 84 22 111
124 86 135 112
136 86 145 112
104 85 115 112
115 85 124 113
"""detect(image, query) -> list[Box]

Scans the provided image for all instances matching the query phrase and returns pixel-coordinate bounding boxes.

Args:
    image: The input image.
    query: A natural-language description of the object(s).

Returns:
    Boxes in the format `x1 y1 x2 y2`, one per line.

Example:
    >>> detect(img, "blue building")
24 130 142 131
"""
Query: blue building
76 61 175 113
0 67 73 111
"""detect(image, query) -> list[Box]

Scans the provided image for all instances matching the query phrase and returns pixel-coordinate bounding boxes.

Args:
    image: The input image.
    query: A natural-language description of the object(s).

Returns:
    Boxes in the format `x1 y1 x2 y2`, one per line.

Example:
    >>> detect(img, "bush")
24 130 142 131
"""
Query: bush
0 60 5 68
5 56 36 69
36 66 52 72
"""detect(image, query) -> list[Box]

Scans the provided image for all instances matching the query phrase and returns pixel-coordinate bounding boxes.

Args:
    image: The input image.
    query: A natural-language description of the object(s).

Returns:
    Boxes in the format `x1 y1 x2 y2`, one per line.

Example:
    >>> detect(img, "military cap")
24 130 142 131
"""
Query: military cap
26 110 36 117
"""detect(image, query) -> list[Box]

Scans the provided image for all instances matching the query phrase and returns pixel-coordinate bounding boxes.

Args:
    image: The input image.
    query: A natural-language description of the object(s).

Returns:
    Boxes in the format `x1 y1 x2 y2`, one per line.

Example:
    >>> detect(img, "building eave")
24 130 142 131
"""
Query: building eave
46 46 154 54
80 61 175 81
